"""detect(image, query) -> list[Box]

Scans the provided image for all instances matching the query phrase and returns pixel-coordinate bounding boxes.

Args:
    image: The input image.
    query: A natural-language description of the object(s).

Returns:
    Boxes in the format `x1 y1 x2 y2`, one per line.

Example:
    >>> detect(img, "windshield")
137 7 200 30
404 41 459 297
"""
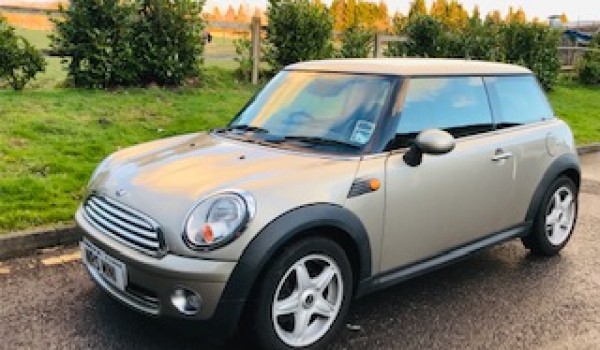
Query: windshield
225 71 396 153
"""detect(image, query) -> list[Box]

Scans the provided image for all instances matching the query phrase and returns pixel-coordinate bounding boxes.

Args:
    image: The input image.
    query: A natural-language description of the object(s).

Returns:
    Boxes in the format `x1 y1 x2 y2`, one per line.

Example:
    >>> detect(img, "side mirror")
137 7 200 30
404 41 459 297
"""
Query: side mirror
403 129 455 167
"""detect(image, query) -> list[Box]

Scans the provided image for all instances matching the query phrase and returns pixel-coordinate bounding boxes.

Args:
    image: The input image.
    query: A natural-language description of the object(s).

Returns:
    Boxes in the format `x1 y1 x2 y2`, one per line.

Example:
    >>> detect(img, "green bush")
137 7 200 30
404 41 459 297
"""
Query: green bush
499 22 561 90
133 0 205 86
266 0 334 72
340 25 373 58
51 0 205 88
234 37 254 82
577 34 600 85
0 17 46 90
386 15 446 58
50 0 138 88
385 15 561 90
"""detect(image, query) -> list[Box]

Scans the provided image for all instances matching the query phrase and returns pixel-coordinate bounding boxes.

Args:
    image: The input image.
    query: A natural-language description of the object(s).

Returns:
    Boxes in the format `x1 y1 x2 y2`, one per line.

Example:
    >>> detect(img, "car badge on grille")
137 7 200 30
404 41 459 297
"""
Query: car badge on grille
116 189 127 197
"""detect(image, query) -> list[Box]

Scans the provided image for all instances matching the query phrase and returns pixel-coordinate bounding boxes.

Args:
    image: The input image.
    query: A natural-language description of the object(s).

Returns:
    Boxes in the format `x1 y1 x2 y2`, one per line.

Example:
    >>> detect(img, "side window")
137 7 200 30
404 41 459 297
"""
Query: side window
396 77 493 147
485 75 554 127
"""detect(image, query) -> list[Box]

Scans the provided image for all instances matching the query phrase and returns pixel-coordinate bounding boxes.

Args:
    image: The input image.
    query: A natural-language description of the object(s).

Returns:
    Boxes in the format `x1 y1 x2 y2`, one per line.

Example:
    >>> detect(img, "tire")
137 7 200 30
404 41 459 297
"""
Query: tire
249 237 353 350
522 176 578 256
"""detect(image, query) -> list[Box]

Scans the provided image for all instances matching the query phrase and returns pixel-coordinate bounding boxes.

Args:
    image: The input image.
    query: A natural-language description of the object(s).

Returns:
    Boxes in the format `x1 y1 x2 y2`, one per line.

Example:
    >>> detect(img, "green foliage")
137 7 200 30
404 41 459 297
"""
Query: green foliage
386 14 561 90
133 0 205 86
340 25 373 58
266 0 334 72
500 22 561 90
233 36 267 83
234 37 253 82
51 0 205 88
0 18 46 90
50 0 138 88
386 15 445 57
577 34 600 85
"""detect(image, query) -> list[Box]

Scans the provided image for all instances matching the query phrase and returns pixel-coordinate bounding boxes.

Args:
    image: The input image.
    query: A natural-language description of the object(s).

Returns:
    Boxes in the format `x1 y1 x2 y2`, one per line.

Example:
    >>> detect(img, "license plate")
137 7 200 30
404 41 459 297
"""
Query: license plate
81 239 127 291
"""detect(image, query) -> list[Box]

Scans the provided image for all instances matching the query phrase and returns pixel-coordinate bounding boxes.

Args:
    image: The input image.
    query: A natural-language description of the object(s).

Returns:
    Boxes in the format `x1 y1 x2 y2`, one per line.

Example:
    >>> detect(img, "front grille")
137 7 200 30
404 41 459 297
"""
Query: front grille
83 195 163 255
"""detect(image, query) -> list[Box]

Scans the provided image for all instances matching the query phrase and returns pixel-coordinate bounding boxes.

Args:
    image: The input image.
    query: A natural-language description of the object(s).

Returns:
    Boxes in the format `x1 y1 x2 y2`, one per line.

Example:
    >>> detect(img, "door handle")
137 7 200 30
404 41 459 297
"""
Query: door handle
492 149 513 162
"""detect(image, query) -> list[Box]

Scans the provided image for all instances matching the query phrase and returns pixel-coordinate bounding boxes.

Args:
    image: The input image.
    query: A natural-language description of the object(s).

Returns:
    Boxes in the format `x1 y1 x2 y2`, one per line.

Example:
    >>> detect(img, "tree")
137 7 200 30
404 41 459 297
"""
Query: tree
133 0 205 86
485 10 502 25
340 25 373 58
408 0 427 18
387 14 446 57
577 34 600 85
345 0 357 28
331 0 346 31
51 0 206 88
236 4 249 23
430 0 448 21
266 0 334 71
506 6 526 23
470 5 481 26
224 5 236 22
0 16 46 90
211 6 222 21
446 0 468 30
375 1 390 31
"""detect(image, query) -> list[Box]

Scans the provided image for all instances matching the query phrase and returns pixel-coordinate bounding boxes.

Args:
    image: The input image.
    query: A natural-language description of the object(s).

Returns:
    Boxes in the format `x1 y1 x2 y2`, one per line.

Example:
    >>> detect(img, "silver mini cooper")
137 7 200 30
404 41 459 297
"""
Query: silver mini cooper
77 59 580 349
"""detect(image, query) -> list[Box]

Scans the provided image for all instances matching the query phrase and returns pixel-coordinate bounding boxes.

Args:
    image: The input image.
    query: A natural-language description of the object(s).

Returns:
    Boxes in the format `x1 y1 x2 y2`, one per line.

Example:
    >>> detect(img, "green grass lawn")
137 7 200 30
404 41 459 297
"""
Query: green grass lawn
0 70 257 233
549 82 600 145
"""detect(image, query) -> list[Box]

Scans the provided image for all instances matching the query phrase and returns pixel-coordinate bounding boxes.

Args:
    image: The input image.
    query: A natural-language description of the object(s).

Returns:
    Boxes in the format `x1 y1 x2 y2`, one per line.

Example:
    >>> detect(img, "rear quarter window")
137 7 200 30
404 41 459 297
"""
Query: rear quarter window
485 75 554 128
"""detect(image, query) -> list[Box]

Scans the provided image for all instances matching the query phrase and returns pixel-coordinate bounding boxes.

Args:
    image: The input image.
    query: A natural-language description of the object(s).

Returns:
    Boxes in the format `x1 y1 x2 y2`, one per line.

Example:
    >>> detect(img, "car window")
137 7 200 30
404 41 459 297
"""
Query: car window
485 75 554 128
395 77 492 147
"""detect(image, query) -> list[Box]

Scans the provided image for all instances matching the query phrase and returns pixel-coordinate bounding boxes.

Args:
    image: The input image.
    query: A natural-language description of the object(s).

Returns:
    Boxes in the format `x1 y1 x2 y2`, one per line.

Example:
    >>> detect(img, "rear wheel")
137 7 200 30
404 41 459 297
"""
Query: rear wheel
250 237 353 349
522 176 578 256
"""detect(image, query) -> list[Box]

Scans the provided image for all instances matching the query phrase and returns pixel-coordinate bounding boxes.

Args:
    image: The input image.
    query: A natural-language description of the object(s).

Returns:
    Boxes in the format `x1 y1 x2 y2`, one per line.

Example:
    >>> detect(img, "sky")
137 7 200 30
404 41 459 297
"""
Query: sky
205 0 600 22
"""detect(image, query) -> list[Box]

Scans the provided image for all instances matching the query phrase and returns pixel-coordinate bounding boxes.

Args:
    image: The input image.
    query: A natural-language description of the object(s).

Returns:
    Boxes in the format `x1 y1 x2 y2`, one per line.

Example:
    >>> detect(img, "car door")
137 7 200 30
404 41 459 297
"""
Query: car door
380 76 520 271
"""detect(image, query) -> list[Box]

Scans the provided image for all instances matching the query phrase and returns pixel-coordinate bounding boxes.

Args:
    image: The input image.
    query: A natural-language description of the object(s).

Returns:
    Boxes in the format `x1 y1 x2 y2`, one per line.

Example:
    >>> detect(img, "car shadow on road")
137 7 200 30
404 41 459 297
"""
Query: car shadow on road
72 241 571 350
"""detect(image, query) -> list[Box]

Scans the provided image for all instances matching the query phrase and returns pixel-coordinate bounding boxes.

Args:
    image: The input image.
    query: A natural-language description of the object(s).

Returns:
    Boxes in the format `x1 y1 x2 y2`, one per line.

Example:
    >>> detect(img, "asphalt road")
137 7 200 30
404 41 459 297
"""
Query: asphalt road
1 153 599 350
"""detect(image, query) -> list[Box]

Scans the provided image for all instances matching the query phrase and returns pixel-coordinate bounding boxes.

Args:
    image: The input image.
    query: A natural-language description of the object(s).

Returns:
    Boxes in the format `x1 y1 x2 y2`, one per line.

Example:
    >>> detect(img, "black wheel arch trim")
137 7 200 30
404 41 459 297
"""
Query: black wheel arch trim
211 203 372 335
525 153 580 223
221 203 372 303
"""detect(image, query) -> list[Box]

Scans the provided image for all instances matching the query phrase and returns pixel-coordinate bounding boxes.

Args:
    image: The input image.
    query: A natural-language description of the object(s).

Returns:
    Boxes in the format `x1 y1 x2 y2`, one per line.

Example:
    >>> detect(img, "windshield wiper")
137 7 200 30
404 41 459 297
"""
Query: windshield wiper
216 124 269 134
282 135 361 149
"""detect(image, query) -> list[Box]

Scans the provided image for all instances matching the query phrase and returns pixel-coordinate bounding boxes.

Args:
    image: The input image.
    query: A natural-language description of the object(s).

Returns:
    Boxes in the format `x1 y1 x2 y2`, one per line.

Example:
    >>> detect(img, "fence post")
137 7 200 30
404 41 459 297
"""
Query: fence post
251 16 261 85
373 33 381 58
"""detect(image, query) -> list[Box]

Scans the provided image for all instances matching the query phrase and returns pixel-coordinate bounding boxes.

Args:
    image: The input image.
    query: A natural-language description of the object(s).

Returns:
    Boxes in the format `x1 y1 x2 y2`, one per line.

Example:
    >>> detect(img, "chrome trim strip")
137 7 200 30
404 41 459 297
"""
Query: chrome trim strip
87 200 157 240
83 206 160 249
90 197 154 231
83 194 164 256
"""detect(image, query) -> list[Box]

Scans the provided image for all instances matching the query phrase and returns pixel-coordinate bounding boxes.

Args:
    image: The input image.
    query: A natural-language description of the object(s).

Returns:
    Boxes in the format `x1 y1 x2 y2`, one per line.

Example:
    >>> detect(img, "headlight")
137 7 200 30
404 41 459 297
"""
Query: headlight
183 191 255 250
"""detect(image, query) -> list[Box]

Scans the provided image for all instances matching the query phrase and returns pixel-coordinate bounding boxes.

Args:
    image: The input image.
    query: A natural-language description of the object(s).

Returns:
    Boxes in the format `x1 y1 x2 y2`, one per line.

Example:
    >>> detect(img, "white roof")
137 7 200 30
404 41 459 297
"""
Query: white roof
286 58 531 76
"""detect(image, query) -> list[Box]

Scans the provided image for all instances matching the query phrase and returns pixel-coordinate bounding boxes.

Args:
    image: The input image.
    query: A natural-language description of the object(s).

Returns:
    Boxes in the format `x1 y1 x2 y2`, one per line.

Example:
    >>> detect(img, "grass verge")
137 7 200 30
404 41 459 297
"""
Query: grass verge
0 72 598 233
0 69 257 233
548 82 600 145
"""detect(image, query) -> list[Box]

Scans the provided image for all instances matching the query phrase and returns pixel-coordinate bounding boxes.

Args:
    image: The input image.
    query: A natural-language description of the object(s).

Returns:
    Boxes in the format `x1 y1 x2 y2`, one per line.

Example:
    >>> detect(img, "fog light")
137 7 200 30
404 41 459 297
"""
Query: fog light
171 287 202 315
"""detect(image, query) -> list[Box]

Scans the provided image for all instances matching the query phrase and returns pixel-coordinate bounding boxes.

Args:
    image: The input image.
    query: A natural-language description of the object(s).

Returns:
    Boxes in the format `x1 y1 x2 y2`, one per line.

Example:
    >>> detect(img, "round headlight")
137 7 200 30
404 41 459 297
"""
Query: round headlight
183 191 255 250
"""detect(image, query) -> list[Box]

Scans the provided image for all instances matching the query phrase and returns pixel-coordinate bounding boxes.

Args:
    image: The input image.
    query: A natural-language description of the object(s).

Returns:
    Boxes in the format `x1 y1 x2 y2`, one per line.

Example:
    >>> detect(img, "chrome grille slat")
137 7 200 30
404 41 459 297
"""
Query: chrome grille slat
84 195 162 255
84 206 159 250
87 200 156 240
90 197 154 231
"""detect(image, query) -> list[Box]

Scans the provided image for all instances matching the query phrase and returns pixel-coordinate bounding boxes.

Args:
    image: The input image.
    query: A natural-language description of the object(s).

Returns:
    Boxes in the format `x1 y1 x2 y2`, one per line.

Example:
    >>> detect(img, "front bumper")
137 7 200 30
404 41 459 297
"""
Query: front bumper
75 208 237 321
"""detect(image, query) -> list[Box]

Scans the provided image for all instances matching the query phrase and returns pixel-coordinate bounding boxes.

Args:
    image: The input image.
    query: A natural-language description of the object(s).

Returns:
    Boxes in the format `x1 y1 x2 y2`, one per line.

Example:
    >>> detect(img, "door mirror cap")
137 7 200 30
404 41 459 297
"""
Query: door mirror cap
403 129 455 167
415 129 455 155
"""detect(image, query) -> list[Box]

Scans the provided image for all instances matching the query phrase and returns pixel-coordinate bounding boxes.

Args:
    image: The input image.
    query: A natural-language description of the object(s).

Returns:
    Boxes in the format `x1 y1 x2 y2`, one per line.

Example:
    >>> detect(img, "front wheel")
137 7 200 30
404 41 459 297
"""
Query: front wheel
522 176 578 256
250 237 353 349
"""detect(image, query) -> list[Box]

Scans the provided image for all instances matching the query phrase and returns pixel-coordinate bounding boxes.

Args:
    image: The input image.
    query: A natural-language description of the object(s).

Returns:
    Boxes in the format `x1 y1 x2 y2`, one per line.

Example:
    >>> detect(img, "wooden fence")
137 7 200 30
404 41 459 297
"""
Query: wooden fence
2 5 596 81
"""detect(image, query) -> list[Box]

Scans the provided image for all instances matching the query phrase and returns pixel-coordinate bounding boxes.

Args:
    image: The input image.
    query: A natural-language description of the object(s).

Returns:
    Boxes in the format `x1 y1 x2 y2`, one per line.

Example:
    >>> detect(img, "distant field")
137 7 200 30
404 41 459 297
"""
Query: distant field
14 28 240 87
